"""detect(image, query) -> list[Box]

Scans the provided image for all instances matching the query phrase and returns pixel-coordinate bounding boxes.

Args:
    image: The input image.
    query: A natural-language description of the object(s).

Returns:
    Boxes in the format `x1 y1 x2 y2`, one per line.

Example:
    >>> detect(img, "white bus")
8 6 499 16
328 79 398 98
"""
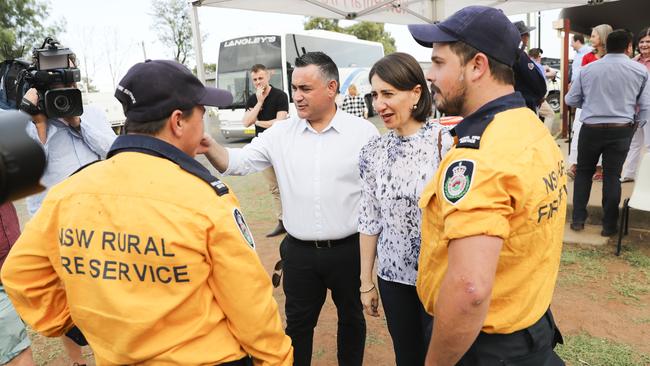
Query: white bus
216 30 384 139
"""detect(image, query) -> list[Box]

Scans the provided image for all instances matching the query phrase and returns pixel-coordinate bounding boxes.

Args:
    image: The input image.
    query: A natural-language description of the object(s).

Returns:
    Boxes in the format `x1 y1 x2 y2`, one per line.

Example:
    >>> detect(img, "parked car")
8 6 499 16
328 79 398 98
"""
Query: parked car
546 70 561 113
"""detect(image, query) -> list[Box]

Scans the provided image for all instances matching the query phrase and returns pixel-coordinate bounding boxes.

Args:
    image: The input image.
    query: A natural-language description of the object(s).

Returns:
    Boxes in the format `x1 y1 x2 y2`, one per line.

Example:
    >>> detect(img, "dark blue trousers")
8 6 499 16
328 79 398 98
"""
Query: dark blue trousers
378 277 433 366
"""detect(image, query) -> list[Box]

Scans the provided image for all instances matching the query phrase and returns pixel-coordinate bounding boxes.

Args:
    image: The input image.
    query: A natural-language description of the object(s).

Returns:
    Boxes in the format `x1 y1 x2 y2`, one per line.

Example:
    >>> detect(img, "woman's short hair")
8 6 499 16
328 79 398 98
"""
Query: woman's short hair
636 26 650 51
369 52 432 122
347 84 358 96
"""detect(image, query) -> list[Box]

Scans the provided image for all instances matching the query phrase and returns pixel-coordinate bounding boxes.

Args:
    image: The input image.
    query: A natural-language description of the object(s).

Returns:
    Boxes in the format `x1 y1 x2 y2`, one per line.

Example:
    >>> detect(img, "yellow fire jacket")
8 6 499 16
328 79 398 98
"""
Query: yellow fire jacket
417 94 567 334
1 135 292 365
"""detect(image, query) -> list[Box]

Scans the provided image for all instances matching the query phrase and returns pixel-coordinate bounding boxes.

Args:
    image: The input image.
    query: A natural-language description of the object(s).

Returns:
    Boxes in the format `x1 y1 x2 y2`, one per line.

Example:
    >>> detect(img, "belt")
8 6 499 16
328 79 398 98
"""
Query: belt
287 233 359 249
218 356 252 366
584 122 636 128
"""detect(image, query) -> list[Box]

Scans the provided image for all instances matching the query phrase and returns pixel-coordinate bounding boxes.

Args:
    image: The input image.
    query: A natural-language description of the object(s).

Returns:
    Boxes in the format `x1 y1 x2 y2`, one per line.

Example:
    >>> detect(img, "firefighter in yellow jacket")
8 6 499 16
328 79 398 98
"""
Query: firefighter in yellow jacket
408 6 566 366
0 60 293 366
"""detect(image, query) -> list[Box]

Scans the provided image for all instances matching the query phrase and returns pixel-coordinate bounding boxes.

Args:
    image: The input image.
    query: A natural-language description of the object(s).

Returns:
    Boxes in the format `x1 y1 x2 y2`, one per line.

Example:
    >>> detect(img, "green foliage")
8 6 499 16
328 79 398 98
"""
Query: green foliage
150 0 193 65
0 0 65 61
558 246 606 287
556 333 650 366
304 17 395 54
611 272 649 301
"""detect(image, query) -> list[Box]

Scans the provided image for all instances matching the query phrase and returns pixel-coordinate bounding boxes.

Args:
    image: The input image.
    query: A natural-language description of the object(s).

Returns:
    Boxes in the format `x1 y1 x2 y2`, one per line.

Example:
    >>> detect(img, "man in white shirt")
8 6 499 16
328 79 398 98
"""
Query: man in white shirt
204 52 379 366
571 34 592 83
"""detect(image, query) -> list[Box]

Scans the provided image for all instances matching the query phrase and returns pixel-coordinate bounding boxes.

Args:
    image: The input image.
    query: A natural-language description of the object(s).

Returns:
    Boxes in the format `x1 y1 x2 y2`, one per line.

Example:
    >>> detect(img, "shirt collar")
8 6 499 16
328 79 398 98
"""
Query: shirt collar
603 53 630 60
451 92 526 149
108 135 229 195
299 106 344 134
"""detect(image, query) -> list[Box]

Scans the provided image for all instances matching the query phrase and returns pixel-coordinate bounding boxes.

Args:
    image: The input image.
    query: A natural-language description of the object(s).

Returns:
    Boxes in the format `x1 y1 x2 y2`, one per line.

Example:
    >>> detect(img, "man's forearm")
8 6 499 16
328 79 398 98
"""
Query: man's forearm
425 275 491 366
242 104 262 127
425 235 502 366
205 143 230 173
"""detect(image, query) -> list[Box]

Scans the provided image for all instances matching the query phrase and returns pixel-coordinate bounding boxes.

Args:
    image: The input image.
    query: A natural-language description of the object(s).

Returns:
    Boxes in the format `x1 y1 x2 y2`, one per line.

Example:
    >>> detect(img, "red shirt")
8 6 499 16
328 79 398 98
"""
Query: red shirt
582 52 600 66
0 202 20 274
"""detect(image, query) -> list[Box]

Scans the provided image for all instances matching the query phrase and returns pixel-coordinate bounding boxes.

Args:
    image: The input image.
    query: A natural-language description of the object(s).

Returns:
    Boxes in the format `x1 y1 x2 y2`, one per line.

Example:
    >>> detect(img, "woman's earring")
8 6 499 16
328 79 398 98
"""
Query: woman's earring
412 104 417 110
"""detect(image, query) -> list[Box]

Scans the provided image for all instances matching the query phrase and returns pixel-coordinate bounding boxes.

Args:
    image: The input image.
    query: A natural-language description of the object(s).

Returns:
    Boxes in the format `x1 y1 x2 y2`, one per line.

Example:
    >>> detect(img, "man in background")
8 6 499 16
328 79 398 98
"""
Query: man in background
566 30 649 236
243 64 289 237
512 20 547 113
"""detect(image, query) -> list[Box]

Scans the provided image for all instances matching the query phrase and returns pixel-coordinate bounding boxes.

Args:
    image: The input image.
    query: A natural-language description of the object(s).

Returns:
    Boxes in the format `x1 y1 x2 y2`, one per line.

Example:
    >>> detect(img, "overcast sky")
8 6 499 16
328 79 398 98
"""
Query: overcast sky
47 0 566 92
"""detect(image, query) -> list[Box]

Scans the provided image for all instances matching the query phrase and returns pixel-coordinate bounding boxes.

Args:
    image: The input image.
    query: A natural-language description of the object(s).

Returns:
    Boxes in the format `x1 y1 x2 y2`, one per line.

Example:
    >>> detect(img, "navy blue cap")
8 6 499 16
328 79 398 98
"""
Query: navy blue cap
408 6 521 66
513 21 536 35
115 60 233 122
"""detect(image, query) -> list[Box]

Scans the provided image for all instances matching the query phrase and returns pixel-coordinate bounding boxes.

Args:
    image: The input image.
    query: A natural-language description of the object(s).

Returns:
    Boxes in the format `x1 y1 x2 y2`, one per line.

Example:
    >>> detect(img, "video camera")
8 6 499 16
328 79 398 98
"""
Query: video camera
19 37 83 118
0 111 46 204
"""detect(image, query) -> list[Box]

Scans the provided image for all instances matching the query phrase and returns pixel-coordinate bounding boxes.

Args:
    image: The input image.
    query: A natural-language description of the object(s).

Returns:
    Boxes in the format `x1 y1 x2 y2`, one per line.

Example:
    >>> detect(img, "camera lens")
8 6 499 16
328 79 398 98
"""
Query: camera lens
53 94 71 112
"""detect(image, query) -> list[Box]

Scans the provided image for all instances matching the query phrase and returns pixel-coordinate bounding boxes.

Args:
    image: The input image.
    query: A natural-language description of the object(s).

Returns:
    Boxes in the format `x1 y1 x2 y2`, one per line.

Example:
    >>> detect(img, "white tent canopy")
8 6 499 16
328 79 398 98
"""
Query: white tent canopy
189 0 615 81
193 0 596 25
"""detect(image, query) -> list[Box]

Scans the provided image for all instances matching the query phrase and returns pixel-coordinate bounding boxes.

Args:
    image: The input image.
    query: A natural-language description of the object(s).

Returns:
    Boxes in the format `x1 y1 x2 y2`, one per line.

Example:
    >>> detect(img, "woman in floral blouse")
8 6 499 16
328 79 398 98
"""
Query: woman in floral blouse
358 52 452 366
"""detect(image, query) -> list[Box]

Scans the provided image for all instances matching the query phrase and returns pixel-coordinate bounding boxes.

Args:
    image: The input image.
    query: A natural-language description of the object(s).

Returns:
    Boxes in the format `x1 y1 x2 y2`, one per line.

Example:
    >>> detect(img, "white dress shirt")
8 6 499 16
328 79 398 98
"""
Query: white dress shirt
224 109 379 240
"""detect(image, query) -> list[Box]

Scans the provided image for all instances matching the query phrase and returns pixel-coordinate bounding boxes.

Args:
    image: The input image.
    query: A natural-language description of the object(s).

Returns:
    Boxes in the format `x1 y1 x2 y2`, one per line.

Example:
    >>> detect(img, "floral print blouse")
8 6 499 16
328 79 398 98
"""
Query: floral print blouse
358 120 453 285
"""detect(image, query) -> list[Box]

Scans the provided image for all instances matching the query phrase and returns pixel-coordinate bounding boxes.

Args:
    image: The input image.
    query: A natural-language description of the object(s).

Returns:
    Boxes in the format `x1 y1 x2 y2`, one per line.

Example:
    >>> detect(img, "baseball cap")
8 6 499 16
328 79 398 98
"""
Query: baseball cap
115 60 233 122
513 21 537 35
408 6 521 66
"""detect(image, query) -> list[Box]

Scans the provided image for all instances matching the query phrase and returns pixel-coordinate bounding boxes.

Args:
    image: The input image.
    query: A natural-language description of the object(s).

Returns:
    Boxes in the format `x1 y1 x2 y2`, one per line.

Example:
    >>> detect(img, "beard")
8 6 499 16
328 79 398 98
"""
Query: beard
431 81 467 116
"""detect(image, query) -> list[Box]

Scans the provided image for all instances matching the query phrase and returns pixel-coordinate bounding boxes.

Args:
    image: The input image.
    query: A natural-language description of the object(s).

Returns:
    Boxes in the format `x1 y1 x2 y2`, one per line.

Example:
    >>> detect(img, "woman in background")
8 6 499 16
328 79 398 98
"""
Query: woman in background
341 84 368 119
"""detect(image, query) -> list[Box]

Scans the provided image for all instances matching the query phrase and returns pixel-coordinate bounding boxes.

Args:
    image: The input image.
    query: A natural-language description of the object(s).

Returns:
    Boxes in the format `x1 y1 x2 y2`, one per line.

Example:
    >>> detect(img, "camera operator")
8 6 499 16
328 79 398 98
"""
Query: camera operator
19 52 116 365
21 55 117 218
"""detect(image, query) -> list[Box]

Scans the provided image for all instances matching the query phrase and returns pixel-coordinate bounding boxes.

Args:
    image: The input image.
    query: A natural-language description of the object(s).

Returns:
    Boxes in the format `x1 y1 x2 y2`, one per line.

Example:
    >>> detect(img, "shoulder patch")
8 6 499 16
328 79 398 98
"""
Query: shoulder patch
233 208 255 249
528 62 535 70
442 160 475 205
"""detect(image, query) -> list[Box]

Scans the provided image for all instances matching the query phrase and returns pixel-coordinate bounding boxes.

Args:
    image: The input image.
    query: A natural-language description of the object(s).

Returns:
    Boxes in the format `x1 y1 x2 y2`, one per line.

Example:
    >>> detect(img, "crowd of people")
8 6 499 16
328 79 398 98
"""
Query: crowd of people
0 4 648 366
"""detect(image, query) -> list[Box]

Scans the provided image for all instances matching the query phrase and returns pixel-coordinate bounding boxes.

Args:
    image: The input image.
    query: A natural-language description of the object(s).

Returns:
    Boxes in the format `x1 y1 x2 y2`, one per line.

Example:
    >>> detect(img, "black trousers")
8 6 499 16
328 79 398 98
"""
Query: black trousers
456 309 564 366
280 234 366 366
573 124 635 230
378 277 432 366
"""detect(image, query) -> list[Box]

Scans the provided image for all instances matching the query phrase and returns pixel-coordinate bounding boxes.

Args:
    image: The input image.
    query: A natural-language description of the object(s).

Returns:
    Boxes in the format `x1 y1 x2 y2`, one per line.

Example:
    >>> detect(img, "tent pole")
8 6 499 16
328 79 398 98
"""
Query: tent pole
561 18 570 139
190 2 206 84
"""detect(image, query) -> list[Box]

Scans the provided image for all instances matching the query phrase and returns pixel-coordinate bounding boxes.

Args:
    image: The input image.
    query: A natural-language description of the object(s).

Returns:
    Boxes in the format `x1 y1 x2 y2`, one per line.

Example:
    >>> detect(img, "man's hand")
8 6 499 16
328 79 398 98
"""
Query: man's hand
196 132 216 156
23 89 47 124
24 88 48 143
256 85 270 104
63 116 81 128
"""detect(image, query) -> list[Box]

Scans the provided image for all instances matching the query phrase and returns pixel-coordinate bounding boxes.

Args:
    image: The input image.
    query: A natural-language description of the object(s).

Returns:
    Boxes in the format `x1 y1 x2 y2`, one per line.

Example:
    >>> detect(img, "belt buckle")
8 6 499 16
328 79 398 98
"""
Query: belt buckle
314 240 332 249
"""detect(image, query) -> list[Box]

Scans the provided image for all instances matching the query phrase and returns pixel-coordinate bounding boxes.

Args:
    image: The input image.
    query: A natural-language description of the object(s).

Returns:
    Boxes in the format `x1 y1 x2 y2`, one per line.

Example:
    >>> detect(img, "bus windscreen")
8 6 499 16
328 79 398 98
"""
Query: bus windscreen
218 35 282 108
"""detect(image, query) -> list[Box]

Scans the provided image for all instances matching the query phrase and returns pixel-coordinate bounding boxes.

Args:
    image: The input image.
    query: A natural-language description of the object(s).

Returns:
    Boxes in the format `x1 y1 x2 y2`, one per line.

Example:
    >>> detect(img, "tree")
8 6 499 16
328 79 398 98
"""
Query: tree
103 28 132 91
304 17 396 54
303 17 343 33
0 0 65 61
150 0 193 65
345 22 396 54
